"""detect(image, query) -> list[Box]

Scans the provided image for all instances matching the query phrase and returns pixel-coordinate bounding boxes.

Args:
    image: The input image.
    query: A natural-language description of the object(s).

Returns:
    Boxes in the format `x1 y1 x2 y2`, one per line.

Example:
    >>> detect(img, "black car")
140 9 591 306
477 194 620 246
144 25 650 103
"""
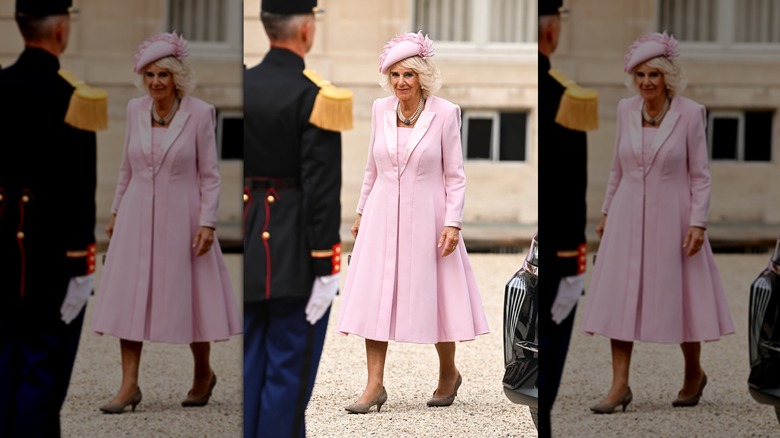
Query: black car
748 236 780 425
502 233 539 429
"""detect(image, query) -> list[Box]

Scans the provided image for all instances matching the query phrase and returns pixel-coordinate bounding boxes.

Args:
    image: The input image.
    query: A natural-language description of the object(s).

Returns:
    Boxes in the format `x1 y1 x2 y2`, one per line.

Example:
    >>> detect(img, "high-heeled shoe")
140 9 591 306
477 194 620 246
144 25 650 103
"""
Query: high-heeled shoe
182 372 217 407
99 387 142 414
589 387 633 414
672 373 707 407
344 387 388 414
427 373 462 407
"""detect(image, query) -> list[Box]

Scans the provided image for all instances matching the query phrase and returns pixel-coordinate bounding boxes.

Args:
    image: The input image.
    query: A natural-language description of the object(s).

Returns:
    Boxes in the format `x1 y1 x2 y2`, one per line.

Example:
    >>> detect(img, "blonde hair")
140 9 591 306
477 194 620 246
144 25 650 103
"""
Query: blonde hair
134 55 196 98
379 55 441 98
625 55 687 98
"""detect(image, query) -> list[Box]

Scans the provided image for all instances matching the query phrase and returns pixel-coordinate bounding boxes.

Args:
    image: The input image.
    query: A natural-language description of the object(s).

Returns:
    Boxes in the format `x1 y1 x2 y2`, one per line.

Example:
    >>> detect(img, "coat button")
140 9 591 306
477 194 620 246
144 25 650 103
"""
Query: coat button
262 231 270 240
243 193 249 203
17 231 24 239
21 195 29 203
0 194 4 201
266 195 275 204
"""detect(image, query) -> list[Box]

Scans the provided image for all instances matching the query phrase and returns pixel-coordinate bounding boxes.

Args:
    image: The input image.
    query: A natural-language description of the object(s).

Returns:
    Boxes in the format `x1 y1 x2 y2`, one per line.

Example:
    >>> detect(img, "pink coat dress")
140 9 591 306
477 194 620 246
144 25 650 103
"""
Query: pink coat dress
581 95 734 343
336 95 490 343
91 96 241 343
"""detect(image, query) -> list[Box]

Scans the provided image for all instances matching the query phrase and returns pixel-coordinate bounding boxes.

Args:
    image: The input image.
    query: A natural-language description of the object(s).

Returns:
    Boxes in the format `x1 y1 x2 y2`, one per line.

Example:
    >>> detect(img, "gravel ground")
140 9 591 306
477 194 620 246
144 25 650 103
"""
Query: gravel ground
60 252 535 437
553 252 780 438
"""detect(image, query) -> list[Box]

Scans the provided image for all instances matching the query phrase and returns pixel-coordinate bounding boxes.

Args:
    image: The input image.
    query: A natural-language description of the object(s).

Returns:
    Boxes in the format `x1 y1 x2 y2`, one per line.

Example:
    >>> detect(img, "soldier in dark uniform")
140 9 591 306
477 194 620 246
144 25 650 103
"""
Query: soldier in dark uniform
538 1 597 436
0 0 105 437
243 0 352 437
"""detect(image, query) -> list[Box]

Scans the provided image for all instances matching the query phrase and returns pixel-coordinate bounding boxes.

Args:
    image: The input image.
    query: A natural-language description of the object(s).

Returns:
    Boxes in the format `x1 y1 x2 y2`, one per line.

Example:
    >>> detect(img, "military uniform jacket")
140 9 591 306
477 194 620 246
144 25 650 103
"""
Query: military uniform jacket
0 48 97 326
538 53 588 313
243 48 342 303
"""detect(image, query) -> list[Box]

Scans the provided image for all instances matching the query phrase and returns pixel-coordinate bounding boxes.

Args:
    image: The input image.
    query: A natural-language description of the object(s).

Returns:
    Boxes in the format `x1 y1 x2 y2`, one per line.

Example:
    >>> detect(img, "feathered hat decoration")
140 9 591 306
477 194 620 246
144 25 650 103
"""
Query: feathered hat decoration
624 31 679 73
378 31 435 74
133 31 190 73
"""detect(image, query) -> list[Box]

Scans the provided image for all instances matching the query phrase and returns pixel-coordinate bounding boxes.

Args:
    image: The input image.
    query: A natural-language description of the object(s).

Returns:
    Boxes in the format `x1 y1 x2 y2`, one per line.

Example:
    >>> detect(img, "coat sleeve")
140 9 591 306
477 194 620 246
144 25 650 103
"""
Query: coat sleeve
601 99 625 214
62 117 97 277
300 88 343 276
111 100 134 214
441 103 466 229
686 103 711 228
356 98 380 214
196 104 221 229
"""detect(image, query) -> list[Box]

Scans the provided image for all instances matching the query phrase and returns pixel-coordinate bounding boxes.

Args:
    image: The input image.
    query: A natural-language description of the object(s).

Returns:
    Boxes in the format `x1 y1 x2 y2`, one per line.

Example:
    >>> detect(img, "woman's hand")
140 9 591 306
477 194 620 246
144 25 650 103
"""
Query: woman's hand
683 226 706 257
438 226 461 257
596 214 607 239
350 214 362 239
106 214 117 239
193 226 215 257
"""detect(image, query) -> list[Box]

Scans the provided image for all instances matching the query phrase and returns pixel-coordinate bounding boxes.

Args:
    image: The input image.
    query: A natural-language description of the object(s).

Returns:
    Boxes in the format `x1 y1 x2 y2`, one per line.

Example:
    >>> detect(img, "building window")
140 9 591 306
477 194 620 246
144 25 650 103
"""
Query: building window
217 110 242 160
413 0 536 45
167 0 241 50
707 110 772 161
462 111 527 162
659 0 780 44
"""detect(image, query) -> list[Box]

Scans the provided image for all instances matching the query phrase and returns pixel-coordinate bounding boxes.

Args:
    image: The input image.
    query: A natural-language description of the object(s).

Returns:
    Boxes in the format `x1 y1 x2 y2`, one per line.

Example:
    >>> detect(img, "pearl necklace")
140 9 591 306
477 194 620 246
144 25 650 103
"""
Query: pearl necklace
397 97 425 125
152 98 179 126
641 97 670 126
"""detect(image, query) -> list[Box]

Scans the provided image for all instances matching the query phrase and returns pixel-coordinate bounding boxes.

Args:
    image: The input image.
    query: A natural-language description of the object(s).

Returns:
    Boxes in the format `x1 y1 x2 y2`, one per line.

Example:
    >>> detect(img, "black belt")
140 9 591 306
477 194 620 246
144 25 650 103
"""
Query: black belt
244 177 300 190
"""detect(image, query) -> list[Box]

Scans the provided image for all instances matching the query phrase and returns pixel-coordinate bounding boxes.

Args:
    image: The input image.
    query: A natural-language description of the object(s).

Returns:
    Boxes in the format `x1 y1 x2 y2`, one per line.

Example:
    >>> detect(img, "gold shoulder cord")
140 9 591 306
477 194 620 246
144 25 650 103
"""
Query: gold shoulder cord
303 69 354 132
59 69 109 132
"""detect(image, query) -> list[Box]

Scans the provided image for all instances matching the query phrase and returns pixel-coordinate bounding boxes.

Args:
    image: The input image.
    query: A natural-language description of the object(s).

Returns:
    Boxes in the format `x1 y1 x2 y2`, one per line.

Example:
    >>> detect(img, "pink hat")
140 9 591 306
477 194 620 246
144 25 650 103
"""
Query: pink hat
378 31 434 74
624 31 679 73
133 32 189 73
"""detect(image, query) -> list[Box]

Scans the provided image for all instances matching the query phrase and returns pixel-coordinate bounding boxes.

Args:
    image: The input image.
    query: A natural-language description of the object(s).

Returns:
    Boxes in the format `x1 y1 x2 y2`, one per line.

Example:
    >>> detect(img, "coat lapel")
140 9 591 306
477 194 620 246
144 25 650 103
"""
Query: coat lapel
156 110 190 175
629 108 643 167
399 111 434 176
138 107 152 166
383 104 399 174
645 109 680 175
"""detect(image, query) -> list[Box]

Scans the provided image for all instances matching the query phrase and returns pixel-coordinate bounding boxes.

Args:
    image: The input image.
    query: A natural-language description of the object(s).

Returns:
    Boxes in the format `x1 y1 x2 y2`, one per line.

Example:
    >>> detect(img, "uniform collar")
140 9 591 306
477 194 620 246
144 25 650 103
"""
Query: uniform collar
263 47 306 70
540 52 551 71
17 47 61 73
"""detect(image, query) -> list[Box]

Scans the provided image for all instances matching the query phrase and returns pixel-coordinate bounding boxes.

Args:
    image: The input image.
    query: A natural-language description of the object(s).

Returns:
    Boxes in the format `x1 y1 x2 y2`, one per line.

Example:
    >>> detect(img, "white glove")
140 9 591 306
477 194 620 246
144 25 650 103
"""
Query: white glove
60 273 95 324
551 273 585 325
305 274 339 325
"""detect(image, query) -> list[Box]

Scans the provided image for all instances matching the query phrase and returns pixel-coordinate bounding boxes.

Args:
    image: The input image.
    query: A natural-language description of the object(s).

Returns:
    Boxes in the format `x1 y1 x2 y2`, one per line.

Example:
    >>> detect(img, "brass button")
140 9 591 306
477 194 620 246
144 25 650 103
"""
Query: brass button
266 195 275 204
21 195 29 203
0 194 4 201
335 255 341 262
243 193 249 202
16 231 24 239
89 264 95 271
262 231 270 240
89 255 96 262
335 246 341 254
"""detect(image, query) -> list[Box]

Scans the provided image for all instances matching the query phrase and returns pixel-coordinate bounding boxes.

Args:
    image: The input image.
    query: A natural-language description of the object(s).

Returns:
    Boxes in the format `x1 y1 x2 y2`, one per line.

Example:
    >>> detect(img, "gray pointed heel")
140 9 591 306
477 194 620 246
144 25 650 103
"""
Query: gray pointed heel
672 373 707 407
589 387 633 414
182 372 218 407
427 373 462 407
99 387 142 414
345 386 387 414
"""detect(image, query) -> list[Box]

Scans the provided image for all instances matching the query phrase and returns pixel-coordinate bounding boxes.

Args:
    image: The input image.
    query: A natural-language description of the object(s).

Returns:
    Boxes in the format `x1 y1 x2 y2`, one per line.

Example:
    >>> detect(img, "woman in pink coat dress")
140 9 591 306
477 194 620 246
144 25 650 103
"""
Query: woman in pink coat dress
91 32 241 413
582 32 734 414
336 32 489 413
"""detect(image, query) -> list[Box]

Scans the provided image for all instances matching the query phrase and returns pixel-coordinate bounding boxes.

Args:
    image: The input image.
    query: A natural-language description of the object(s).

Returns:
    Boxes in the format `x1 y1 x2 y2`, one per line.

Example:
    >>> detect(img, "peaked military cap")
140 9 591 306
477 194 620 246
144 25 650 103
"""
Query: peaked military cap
539 0 563 16
16 0 73 16
262 0 320 14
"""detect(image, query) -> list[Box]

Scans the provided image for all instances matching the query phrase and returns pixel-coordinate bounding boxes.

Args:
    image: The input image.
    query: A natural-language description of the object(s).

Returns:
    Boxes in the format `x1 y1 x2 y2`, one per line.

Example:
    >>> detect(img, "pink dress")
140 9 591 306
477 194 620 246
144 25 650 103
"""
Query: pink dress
336 96 489 344
581 96 734 343
91 96 241 344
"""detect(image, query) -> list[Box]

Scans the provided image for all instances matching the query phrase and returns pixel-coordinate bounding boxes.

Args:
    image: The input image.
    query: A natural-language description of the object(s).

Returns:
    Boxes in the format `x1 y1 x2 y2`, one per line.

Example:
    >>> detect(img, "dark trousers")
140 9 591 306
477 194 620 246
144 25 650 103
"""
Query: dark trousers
244 297 330 438
538 295 576 438
0 307 85 438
